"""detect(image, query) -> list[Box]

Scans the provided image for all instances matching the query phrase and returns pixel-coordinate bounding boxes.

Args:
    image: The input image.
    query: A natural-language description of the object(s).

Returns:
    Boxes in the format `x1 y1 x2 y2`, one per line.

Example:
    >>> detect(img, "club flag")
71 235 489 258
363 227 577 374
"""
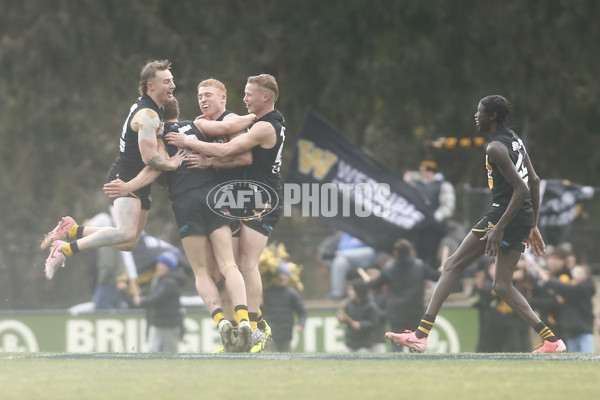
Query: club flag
286 110 433 252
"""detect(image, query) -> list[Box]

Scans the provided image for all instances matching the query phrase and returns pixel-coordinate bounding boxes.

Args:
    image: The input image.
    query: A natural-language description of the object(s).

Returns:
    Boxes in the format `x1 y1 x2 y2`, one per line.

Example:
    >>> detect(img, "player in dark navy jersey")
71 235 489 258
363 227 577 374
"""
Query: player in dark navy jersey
184 79 278 352
42 60 183 287
104 96 256 351
386 95 566 354
181 79 256 351
185 78 253 210
166 74 286 347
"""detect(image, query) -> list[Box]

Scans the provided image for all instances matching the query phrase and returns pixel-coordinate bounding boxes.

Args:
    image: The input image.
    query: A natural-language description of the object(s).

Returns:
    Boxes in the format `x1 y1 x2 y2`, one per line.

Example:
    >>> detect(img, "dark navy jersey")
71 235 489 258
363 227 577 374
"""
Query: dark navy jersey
164 120 217 199
211 111 247 183
109 95 164 181
249 109 286 193
485 126 533 213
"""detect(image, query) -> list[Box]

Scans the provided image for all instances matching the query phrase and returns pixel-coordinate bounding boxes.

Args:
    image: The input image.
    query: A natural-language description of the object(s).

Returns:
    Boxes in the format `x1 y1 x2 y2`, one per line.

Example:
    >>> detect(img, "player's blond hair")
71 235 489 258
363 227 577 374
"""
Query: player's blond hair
247 74 279 103
197 78 227 95
139 59 171 95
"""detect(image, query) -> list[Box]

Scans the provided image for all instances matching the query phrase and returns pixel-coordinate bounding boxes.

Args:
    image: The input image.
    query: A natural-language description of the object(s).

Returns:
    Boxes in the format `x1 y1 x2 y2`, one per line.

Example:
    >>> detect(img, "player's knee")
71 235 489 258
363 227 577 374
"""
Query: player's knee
117 235 138 251
442 256 460 274
118 243 135 251
124 231 139 243
220 263 240 276
492 281 512 297
115 229 138 250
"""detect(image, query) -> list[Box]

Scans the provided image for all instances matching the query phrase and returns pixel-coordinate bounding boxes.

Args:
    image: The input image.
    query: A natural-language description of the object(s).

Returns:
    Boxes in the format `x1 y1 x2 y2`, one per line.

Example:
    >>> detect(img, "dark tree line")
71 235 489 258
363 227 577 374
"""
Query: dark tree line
0 0 598 308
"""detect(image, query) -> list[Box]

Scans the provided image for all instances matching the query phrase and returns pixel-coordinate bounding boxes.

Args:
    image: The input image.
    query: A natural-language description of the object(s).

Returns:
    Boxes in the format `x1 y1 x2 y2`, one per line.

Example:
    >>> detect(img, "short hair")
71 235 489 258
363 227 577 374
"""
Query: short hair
393 238 414 256
197 78 227 95
139 59 171 95
247 74 279 103
349 278 368 301
163 97 180 121
480 95 512 125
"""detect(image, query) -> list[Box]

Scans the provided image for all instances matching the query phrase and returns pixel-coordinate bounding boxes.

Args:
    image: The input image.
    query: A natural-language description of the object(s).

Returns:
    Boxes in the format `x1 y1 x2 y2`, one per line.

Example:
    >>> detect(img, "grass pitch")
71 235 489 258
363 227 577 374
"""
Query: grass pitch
1 353 598 400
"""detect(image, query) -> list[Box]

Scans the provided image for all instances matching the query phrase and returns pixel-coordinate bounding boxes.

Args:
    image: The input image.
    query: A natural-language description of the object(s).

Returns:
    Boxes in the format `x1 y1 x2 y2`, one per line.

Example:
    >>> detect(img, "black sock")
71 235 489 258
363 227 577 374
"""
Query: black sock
257 314 266 331
535 322 558 342
249 312 258 330
415 314 436 339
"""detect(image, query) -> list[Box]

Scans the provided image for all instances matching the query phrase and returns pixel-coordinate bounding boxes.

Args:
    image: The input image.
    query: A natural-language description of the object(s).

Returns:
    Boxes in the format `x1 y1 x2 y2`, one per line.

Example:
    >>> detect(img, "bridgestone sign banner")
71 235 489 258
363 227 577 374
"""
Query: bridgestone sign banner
286 111 433 252
0 308 476 353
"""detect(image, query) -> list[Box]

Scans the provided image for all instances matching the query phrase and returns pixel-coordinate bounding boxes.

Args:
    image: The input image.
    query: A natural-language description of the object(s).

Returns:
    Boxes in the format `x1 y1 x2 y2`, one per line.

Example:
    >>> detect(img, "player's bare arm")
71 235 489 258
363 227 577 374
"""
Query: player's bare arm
167 120 274 159
133 108 182 171
165 114 256 150
194 113 256 138
195 114 250 139
103 166 162 199
524 153 545 255
481 142 530 257
184 151 253 169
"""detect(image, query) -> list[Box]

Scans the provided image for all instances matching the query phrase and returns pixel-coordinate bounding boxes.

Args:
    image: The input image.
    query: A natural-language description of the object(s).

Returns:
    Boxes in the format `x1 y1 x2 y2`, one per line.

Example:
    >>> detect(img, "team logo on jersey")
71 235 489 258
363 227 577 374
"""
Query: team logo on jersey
206 180 279 221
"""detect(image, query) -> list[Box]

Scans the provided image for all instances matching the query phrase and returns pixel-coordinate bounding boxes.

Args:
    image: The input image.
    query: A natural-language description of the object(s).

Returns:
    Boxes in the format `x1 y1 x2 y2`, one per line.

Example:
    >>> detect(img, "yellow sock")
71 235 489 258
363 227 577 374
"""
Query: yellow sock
61 243 74 258
234 307 249 325
539 326 557 341
67 225 79 240
211 309 225 327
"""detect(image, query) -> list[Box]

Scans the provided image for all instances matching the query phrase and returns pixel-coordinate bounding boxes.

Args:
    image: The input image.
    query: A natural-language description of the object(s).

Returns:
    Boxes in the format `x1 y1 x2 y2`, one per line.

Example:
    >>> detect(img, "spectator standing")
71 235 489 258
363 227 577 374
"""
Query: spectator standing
85 211 127 310
262 262 306 352
405 160 456 269
134 250 186 353
367 239 441 352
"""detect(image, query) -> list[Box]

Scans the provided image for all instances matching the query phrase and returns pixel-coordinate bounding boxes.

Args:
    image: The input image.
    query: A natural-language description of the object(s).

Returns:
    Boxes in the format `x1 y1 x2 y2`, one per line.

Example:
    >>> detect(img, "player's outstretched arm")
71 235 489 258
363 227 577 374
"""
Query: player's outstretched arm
166 120 273 160
184 151 253 169
194 113 256 137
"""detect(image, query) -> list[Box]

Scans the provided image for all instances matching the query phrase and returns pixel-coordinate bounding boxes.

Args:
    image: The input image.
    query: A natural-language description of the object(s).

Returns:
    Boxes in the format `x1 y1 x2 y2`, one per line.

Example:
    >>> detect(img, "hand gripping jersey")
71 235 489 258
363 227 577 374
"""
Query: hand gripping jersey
212 110 248 183
163 120 218 199
110 94 164 181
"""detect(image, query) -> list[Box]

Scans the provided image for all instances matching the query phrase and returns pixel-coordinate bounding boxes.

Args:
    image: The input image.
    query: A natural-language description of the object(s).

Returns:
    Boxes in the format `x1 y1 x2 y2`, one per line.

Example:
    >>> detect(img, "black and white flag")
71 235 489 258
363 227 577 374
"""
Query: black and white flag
286 111 433 252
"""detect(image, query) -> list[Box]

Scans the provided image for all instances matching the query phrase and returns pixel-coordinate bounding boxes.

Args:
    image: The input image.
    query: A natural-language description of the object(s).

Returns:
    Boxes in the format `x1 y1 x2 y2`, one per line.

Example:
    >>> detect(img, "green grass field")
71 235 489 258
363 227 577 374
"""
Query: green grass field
1 353 598 400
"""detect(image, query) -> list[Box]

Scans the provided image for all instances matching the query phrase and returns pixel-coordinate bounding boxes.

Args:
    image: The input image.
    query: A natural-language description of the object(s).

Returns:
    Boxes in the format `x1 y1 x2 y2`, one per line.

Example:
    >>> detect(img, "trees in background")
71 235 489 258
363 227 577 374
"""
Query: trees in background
0 0 598 308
